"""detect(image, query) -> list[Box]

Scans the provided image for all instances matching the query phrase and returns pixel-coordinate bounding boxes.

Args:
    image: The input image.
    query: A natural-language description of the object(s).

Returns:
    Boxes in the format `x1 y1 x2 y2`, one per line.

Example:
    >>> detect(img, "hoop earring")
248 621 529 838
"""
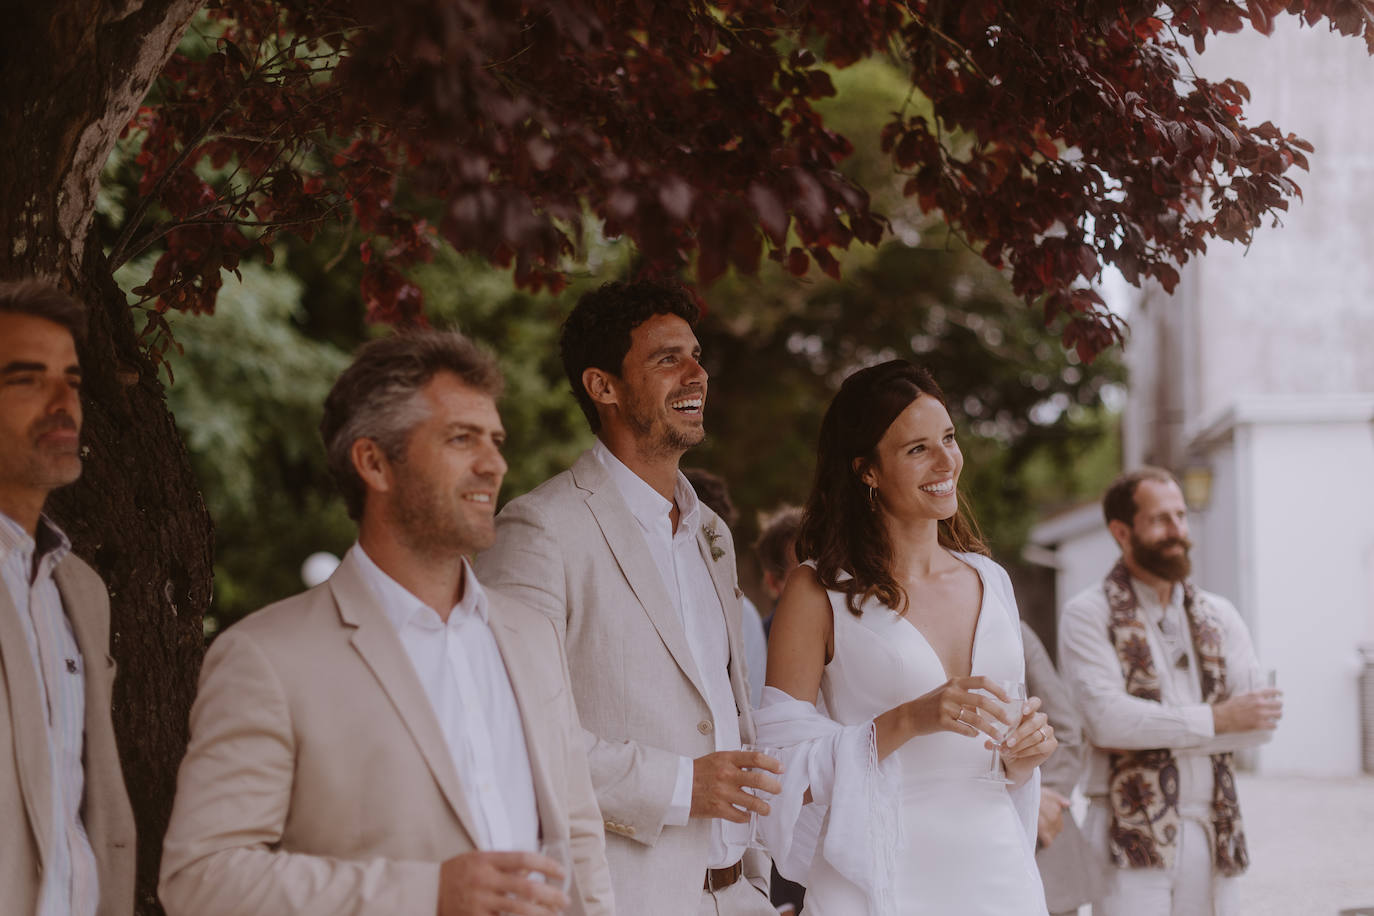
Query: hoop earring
868 485 878 511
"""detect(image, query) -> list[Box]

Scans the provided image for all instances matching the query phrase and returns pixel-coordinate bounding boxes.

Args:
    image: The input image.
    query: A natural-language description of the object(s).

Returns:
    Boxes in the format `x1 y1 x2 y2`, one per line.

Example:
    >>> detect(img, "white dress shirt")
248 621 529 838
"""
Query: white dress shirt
592 440 746 867
0 512 99 916
351 545 540 851
1058 575 1270 820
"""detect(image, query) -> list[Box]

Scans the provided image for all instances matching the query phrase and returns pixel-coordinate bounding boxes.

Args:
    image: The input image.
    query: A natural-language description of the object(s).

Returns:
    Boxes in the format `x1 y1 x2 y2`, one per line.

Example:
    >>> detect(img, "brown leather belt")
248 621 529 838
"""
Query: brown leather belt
703 860 743 892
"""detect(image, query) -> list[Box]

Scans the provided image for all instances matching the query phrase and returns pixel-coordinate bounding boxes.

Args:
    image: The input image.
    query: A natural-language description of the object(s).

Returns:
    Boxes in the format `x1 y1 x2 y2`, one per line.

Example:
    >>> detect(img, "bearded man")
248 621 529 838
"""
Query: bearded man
1058 467 1283 916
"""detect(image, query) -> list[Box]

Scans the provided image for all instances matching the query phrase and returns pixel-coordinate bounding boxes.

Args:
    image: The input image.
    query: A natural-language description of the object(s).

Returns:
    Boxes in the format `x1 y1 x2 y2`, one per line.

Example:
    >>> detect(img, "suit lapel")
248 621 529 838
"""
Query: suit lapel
486 597 563 844
328 556 486 848
697 522 754 736
573 452 708 702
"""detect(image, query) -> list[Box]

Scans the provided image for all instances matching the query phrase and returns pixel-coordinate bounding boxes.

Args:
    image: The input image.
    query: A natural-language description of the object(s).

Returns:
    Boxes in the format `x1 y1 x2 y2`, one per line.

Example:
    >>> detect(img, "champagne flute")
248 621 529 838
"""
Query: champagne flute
973 679 1026 784
741 743 781 850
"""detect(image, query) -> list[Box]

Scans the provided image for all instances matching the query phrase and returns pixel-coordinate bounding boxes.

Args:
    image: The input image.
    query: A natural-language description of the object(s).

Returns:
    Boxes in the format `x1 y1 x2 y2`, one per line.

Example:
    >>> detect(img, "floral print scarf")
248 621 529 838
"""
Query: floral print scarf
1102 560 1248 876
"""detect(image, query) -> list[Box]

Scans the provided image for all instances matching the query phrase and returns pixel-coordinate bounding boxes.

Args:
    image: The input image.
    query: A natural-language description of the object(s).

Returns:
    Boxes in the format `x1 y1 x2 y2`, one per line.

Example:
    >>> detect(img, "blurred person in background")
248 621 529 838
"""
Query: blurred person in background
1021 622 1101 915
752 504 807 915
754 505 802 642
1058 467 1282 916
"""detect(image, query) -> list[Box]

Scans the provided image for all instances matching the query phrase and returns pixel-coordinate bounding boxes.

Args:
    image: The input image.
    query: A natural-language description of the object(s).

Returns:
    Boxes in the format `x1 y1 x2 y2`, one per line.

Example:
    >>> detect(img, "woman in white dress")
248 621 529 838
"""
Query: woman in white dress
759 360 1057 915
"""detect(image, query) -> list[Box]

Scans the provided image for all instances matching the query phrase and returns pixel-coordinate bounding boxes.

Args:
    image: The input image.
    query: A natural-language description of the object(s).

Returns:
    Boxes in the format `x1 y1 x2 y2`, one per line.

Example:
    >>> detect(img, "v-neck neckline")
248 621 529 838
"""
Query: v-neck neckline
891 554 989 682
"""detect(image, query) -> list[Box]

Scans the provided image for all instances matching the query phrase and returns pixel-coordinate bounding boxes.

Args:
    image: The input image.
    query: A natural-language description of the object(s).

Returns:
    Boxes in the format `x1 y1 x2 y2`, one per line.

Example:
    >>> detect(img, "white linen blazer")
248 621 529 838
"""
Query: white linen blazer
475 449 769 915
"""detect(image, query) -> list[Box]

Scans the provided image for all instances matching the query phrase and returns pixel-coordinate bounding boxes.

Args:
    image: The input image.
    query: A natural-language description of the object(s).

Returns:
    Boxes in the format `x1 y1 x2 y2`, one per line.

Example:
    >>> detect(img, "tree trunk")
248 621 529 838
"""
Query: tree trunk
1 4 208 913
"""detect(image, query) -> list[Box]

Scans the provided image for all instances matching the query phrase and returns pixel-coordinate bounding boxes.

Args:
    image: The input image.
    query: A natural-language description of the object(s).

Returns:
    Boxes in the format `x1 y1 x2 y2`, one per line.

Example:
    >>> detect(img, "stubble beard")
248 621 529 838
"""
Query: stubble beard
18 414 83 492
392 474 492 561
623 393 704 460
1131 531 1192 582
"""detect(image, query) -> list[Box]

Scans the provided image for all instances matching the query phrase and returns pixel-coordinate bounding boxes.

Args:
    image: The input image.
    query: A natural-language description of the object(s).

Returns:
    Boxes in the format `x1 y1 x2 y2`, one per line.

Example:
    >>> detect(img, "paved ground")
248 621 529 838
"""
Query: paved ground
1236 773 1374 916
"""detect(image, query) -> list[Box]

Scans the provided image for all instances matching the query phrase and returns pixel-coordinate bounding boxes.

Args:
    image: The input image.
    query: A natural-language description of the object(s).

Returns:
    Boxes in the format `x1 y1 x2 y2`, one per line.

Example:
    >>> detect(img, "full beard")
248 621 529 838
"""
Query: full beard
1131 532 1192 582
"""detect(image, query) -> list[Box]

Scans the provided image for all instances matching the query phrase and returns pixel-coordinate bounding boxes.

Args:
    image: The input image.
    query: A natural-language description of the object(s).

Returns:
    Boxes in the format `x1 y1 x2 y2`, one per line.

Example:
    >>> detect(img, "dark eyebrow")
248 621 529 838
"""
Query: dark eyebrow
1 361 46 374
442 421 505 438
0 361 82 377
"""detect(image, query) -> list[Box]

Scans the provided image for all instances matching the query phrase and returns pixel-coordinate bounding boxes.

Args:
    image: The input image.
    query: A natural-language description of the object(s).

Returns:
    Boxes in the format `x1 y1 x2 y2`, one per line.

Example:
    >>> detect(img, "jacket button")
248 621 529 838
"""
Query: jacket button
697 719 713 735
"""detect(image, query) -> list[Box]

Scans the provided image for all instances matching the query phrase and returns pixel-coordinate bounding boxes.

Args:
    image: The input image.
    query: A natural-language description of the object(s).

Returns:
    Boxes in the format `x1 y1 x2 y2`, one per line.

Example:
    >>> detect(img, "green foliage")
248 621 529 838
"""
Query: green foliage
115 255 356 630
689 227 1124 563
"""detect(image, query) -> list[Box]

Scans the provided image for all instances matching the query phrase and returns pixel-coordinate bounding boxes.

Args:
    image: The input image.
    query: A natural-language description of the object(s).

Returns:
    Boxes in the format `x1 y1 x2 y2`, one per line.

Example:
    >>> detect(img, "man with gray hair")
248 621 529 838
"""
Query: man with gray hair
160 330 614 916
0 279 136 916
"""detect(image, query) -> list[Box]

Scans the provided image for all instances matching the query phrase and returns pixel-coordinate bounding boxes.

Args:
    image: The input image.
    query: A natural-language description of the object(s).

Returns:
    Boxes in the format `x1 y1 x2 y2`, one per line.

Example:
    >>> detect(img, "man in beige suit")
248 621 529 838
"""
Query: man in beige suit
160 331 614 916
0 279 136 916
475 280 779 916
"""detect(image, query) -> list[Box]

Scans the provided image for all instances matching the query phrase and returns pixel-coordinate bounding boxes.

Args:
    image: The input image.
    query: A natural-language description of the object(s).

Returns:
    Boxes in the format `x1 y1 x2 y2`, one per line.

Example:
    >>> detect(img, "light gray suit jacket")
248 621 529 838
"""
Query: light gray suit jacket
0 553 136 916
475 450 769 915
159 551 614 916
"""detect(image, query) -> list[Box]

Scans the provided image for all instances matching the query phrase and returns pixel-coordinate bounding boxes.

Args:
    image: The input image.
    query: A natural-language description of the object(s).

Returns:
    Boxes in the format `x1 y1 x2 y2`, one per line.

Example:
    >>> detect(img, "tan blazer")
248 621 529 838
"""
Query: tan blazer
0 553 136 916
159 552 614 916
474 450 769 916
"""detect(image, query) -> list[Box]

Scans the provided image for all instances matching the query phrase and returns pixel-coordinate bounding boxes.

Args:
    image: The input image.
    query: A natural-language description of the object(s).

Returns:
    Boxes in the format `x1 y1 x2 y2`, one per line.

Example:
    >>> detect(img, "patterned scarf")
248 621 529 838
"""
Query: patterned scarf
1103 560 1248 876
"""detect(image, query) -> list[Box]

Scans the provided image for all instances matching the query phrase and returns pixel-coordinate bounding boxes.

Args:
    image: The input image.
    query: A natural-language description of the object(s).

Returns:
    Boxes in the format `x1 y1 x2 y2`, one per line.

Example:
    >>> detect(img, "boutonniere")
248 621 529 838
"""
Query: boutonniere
701 521 725 561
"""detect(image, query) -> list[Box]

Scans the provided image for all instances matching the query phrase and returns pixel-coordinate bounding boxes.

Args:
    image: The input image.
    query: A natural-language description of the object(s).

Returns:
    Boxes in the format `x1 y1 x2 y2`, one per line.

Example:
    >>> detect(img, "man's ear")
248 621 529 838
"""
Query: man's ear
1106 519 1132 552
351 438 393 496
582 367 617 408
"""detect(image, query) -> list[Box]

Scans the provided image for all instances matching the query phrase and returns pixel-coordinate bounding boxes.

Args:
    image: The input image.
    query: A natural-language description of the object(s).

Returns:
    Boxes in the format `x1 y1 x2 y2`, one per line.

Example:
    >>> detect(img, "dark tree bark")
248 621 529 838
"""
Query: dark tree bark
1 4 207 913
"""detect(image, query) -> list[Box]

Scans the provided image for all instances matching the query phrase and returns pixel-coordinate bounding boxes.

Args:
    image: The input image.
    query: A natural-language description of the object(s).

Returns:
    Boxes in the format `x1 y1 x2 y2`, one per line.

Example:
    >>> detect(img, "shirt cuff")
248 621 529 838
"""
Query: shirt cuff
664 755 694 826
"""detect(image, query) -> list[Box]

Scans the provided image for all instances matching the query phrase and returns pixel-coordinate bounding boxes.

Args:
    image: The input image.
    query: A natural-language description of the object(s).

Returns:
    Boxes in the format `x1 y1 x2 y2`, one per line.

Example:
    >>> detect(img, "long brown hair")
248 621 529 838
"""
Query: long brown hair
796 360 987 617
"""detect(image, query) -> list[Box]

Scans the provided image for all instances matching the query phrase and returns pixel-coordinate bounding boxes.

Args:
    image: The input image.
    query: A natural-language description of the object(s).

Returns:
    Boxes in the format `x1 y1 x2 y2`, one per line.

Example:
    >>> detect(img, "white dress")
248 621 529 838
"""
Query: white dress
803 553 1048 916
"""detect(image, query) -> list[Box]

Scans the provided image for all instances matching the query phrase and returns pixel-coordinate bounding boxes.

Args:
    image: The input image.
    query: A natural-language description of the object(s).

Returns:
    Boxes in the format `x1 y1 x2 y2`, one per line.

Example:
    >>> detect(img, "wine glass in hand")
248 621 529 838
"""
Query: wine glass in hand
973 679 1026 784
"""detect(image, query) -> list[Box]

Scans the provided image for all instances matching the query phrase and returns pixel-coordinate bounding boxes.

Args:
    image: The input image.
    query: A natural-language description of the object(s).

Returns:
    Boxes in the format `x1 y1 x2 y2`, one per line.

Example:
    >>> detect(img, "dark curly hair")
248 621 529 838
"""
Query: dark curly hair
559 279 700 432
796 360 987 617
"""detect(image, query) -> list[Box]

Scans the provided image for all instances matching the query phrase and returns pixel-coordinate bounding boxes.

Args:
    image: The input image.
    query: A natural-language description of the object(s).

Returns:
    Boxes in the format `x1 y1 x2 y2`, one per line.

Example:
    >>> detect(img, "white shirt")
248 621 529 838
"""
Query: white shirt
351 545 540 851
1058 574 1270 820
0 512 99 916
592 440 745 867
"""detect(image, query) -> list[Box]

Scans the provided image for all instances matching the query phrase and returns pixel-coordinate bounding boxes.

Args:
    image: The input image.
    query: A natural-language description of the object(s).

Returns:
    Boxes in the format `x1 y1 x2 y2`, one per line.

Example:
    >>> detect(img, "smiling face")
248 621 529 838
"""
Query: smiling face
380 371 508 559
594 312 707 460
858 393 963 523
0 313 84 526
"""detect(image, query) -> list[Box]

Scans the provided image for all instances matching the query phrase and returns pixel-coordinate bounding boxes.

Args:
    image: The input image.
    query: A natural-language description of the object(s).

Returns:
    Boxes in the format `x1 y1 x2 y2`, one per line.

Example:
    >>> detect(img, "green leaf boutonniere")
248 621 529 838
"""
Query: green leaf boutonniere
701 521 725 561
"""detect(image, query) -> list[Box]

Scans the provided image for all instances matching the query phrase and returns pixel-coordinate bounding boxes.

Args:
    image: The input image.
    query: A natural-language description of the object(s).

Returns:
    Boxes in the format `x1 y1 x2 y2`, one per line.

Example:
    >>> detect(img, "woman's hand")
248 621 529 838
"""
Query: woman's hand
993 696 1056 787
884 676 1018 750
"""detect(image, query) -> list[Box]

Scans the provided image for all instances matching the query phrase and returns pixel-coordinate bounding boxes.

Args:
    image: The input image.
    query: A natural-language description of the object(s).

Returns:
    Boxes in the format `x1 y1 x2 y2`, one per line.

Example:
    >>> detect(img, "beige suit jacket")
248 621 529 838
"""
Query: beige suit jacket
159 551 614 916
0 553 136 916
474 450 769 916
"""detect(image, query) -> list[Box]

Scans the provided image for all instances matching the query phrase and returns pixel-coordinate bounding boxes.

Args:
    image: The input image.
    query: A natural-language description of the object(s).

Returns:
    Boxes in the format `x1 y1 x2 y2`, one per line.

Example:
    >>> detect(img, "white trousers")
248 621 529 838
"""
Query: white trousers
696 878 777 916
1085 801 1240 916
